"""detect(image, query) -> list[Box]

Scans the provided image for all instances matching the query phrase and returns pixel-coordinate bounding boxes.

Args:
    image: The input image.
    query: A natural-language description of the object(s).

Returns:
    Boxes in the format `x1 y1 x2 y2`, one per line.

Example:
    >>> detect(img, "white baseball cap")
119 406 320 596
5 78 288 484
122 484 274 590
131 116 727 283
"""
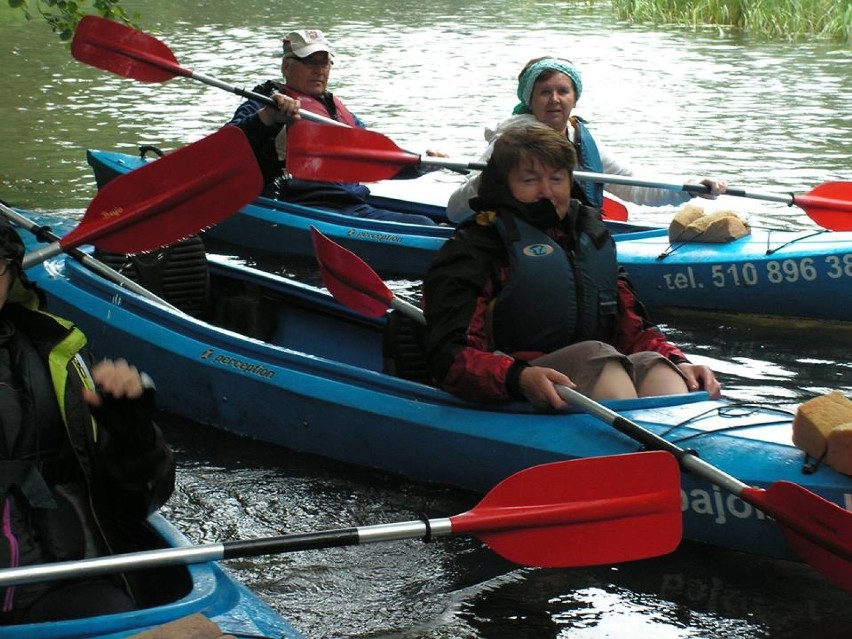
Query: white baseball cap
282 29 334 58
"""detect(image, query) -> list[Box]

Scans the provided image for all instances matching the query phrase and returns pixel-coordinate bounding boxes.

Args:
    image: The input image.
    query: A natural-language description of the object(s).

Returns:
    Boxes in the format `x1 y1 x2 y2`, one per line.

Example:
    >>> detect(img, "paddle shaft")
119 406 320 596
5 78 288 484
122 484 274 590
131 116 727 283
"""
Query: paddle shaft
416 157 794 204
576 173 798 206
0 519 448 588
390 297 425 323
1 204 178 310
180 69 346 128
555 385 746 494
438 158 852 217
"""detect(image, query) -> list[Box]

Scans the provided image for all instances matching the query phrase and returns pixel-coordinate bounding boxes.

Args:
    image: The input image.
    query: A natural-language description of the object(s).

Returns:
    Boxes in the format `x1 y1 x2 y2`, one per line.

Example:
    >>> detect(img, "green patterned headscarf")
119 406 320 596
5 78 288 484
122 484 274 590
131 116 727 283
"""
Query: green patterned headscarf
513 58 582 115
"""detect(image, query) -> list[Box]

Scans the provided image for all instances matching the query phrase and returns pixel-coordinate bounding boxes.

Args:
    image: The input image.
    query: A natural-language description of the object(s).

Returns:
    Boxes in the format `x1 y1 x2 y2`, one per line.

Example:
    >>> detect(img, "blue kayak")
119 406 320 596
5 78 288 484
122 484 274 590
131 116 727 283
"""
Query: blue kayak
613 226 852 321
0 513 302 639
85 148 651 276
21 212 852 566
86 147 852 321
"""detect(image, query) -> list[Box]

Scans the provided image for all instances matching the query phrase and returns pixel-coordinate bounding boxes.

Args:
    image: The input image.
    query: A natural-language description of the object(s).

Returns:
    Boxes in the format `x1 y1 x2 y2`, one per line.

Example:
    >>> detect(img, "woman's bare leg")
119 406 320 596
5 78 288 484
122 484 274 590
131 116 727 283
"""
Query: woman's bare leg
637 362 689 397
590 360 639 401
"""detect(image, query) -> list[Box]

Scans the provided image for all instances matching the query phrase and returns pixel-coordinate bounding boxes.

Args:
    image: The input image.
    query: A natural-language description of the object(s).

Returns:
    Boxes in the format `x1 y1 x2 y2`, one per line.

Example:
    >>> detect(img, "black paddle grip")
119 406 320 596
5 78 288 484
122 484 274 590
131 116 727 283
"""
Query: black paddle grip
222 528 361 559
611 414 693 463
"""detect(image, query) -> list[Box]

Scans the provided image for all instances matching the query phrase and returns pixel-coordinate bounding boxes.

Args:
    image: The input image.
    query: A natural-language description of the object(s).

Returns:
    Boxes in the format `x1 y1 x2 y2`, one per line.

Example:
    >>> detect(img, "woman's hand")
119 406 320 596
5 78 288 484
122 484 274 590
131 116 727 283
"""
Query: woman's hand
677 363 722 399
693 178 728 200
518 366 575 410
83 358 147 406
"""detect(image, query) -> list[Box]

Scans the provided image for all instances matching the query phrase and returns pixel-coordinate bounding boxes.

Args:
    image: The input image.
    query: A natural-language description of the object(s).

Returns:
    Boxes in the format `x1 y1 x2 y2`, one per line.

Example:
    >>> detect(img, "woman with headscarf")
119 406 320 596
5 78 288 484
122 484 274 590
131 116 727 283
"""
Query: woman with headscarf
447 57 727 222
424 123 721 410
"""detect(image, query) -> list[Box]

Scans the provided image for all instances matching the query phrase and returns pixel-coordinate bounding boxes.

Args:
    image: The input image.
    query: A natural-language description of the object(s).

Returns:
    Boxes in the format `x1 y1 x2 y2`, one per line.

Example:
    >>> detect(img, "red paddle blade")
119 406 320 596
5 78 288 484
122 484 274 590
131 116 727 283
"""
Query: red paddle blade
450 452 682 568
64 126 262 254
310 227 394 316
72 15 185 83
288 121 420 182
601 197 629 222
290 122 630 223
794 181 852 231
755 481 852 591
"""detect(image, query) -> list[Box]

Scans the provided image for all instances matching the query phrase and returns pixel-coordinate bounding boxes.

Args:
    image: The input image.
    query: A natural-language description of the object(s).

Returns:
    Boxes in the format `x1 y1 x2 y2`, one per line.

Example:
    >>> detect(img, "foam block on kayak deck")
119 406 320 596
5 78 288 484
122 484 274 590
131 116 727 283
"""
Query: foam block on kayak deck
827 423 852 475
668 204 750 243
126 613 233 639
793 391 852 472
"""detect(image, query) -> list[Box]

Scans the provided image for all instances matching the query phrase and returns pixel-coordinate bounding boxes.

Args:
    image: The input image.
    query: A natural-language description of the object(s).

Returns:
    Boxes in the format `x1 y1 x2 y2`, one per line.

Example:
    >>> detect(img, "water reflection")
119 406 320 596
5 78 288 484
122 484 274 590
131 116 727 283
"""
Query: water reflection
653 309 852 401
456 549 852 639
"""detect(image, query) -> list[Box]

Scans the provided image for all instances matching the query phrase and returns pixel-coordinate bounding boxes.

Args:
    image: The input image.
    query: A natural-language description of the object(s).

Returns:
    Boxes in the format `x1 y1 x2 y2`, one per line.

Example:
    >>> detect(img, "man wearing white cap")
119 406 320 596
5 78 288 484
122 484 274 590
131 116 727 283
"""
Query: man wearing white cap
228 29 438 224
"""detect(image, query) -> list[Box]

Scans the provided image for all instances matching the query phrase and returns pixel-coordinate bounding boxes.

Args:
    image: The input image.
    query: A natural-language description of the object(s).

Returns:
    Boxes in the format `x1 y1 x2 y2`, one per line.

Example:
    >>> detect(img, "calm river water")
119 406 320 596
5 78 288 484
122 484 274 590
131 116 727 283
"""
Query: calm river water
2 1 852 637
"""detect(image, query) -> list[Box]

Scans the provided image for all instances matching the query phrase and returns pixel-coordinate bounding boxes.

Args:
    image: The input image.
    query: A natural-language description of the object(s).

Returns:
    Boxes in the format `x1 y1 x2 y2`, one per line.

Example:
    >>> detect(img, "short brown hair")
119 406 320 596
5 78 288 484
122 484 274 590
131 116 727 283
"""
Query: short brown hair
477 122 576 202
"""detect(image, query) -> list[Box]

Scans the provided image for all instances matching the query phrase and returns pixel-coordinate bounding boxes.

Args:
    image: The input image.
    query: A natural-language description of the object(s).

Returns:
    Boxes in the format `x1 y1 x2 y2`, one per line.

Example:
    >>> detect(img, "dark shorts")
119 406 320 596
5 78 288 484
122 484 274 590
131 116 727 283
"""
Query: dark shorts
531 340 685 396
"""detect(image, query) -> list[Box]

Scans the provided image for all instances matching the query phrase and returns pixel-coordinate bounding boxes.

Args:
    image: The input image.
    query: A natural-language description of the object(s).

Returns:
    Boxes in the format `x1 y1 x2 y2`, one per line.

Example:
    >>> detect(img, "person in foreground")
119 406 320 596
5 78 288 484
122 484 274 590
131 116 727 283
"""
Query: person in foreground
423 123 721 411
0 220 175 624
447 56 728 222
229 28 441 225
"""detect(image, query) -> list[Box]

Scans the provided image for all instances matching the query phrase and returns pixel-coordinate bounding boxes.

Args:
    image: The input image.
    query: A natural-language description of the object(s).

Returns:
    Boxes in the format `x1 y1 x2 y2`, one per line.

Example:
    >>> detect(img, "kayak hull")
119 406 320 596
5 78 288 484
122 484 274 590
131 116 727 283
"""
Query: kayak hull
614 227 852 320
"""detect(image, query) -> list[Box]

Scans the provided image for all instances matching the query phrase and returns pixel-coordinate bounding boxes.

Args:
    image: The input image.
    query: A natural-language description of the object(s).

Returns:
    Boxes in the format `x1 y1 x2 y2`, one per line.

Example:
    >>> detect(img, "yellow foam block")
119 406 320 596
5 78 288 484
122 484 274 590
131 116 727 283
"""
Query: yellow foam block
668 204 750 243
826 422 852 475
792 391 852 460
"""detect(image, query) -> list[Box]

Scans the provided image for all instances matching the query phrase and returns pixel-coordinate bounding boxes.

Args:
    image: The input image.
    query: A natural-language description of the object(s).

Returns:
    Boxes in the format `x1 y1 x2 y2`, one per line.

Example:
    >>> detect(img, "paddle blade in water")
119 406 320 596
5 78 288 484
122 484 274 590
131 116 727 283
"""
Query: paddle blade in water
288 121 420 182
757 481 852 591
450 452 682 567
72 16 185 83
65 126 262 254
793 182 852 231
311 227 394 316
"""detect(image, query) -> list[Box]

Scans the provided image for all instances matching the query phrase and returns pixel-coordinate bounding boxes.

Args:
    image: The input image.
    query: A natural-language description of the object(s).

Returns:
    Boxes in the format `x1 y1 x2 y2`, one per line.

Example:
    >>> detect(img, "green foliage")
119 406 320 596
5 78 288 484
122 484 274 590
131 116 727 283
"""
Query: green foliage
7 0 137 40
611 0 852 42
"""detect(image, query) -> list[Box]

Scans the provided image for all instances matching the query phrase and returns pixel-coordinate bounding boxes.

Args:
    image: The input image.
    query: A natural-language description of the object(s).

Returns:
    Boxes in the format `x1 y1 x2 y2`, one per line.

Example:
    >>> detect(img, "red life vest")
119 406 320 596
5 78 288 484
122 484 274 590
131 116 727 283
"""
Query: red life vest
276 86 360 127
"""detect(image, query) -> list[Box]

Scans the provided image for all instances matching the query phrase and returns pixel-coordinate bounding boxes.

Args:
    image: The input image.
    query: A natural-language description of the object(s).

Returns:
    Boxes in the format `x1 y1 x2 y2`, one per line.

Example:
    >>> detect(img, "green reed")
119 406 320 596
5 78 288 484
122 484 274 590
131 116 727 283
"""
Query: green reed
610 0 852 41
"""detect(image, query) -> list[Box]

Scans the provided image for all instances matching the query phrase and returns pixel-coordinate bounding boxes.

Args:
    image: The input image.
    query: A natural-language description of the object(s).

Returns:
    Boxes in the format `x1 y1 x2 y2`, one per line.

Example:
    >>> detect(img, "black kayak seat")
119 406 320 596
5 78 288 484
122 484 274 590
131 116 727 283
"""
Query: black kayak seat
382 310 432 385
94 235 211 319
